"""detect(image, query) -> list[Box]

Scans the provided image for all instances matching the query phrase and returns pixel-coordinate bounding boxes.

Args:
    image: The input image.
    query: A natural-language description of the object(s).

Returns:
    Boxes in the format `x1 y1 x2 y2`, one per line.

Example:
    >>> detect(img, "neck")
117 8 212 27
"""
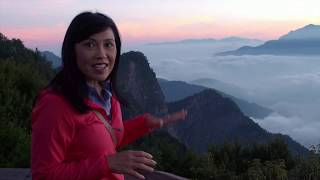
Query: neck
86 80 102 96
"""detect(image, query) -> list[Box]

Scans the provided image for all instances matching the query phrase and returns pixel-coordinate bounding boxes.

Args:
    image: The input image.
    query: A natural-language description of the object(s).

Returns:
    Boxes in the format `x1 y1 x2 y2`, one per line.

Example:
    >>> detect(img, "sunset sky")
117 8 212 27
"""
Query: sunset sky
1 0 319 55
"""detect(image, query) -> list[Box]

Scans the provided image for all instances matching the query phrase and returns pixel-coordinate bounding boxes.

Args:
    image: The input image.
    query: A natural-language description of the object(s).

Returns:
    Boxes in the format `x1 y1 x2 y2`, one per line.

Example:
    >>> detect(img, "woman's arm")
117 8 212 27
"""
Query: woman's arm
119 110 188 148
119 113 153 147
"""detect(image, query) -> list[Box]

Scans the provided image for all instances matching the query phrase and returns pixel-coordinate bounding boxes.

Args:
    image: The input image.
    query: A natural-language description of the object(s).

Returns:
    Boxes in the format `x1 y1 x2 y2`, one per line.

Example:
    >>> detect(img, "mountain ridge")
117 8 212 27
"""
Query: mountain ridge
280 24 320 40
145 36 263 46
167 89 307 154
216 24 320 56
158 78 273 119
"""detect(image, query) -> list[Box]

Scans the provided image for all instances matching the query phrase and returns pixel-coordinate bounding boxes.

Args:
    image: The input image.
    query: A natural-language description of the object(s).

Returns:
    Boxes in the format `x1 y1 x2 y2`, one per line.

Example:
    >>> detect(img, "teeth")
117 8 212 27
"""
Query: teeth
93 64 107 70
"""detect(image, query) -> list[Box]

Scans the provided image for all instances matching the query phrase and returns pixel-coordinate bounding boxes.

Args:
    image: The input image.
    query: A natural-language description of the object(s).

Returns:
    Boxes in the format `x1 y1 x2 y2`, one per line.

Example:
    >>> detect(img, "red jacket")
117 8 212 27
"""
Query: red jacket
32 89 152 180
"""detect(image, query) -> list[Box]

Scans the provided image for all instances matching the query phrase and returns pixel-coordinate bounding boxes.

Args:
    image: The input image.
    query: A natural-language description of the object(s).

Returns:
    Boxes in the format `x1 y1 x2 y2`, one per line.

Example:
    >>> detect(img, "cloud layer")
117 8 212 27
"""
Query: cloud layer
134 42 320 147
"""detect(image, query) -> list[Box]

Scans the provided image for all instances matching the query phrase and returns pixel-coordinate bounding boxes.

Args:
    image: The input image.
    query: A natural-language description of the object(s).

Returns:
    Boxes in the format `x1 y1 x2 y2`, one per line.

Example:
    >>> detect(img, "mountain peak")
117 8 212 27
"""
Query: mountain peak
41 51 61 68
279 24 320 40
216 24 320 56
145 37 263 46
305 24 318 28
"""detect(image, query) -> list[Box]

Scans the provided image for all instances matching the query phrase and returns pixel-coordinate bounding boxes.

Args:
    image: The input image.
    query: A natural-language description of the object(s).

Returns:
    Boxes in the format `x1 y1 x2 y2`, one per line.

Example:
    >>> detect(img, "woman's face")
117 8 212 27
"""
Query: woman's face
75 28 117 84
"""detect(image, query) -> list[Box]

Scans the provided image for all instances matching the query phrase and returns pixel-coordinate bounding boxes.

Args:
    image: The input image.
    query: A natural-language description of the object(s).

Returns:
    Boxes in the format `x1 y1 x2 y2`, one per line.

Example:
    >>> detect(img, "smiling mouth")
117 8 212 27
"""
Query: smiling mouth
92 63 108 70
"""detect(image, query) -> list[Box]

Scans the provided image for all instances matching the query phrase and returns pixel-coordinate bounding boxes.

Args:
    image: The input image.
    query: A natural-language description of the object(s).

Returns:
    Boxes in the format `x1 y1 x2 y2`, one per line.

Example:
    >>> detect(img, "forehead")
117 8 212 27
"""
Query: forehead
88 28 115 40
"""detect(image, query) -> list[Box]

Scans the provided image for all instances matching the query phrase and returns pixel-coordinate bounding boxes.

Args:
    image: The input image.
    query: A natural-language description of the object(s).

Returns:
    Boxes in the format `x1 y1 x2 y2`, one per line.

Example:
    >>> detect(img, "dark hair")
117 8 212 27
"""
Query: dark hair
49 11 125 113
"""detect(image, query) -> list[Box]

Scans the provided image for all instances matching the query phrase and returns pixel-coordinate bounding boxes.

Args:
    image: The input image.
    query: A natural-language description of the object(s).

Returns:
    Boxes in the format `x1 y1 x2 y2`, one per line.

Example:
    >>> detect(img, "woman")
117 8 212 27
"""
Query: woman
31 11 187 180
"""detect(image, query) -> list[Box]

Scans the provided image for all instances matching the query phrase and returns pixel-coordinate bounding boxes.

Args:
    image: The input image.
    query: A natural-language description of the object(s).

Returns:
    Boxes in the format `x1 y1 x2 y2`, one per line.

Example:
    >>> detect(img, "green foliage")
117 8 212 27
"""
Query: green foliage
126 136 319 180
121 130 198 178
247 159 266 180
188 140 289 179
0 59 47 130
0 33 54 167
0 123 31 167
289 151 320 180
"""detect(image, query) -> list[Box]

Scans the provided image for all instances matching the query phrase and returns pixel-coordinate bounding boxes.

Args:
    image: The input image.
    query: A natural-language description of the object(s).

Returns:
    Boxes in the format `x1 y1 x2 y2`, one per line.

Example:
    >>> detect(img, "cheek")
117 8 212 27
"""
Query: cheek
76 53 90 73
110 57 117 70
109 50 117 68
76 58 85 72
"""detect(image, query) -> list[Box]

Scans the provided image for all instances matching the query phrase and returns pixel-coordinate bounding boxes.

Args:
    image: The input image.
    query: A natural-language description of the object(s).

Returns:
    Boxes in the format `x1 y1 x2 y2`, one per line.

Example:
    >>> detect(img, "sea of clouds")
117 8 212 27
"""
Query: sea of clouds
126 42 320 148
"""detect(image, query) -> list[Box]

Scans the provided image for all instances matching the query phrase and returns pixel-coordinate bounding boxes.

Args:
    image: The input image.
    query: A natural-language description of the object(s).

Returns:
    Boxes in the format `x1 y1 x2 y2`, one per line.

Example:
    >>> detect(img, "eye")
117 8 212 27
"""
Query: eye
104 41 115 48
83 41 96 48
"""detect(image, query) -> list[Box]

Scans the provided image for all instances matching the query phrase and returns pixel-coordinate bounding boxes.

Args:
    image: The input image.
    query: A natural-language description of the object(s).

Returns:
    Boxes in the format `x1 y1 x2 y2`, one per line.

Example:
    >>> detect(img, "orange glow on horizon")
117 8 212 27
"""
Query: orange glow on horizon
1 18 317 51
118 19 313 45
1 25 65 43
1 24 66 53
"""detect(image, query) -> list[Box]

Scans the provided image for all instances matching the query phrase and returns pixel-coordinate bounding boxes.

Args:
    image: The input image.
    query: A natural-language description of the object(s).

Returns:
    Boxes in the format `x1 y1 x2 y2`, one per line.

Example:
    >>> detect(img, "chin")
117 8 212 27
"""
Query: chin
98 77 109 81
89 76 108 82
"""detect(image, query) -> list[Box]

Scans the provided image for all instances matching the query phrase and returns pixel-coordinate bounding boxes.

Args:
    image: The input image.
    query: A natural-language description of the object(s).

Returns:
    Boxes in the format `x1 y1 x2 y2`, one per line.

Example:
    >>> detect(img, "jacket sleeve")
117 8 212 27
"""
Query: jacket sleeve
31 94 112 180
119 113 153 148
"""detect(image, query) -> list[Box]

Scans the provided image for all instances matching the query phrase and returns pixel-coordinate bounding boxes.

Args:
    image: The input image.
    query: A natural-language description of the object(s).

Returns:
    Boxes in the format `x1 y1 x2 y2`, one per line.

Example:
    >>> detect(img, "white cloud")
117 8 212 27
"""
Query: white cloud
253 113 320 148
135 42 320 147
280 72 320 84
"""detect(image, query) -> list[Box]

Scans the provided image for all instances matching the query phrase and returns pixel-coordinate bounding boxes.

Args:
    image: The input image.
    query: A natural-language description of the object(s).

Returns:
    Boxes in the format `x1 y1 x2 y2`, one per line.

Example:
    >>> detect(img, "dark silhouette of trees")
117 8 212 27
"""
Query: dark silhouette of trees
0 33 54 167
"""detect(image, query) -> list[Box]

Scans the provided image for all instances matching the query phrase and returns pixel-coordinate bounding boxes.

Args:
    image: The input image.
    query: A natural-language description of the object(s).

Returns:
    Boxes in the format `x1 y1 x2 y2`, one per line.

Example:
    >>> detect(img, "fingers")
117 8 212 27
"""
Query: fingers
127 157 155 179
131 151 157 168
107 150 156 179
134 156 157 167
128 169 145 179
131 151 153 159
171 109 188 120
159 118 164 128
145 109 188 129
163 109 188 125
133 162 155 172
178 109 188 118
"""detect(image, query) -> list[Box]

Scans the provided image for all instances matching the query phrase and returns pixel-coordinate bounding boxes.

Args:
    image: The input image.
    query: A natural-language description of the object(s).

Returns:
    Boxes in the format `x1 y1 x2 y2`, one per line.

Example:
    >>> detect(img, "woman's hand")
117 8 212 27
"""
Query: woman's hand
145 109 188 129
106 150 156 179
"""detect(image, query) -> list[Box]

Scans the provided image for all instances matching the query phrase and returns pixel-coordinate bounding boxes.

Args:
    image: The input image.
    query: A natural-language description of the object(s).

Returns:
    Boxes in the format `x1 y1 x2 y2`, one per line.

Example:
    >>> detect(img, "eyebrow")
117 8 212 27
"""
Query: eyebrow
87 38 115 42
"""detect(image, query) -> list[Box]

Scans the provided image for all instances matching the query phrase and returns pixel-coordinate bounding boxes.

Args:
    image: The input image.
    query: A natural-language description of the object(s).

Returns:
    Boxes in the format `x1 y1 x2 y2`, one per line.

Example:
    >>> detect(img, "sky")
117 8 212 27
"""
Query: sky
1 0 320 147
1 0 320 55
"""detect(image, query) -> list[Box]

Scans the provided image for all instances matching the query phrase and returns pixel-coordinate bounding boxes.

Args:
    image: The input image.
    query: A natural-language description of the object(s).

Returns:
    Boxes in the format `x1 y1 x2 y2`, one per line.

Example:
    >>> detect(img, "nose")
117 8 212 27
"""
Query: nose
96 45 107 59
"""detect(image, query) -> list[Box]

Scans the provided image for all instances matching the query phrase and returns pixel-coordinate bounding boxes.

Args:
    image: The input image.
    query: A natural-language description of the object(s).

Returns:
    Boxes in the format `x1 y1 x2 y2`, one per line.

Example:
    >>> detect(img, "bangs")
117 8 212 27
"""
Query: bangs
72 14 112 43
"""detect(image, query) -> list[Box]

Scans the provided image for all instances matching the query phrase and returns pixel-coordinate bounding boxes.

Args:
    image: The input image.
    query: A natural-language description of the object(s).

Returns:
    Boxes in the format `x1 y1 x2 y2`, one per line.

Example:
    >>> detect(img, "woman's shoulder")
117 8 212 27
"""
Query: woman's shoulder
37 88 65 103
34 88 74 112
32 88 81 125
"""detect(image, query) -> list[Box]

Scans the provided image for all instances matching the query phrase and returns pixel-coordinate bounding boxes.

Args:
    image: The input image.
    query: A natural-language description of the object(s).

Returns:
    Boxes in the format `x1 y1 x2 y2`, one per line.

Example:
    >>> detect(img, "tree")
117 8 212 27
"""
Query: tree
0 33 54 167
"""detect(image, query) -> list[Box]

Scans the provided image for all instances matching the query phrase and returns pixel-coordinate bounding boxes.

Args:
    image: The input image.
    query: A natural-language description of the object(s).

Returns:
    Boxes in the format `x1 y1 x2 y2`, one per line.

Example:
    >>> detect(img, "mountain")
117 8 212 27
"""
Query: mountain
117 51 168 118
157 78 206 102
0 33 54 81
147 38 217 45
190 78 249 100
220 36 262 43
166 89 307 155
158 78 272 119
280 24 320 40
41 51 61 68
146 37 263 46
117 51 307 155
216 24 320 56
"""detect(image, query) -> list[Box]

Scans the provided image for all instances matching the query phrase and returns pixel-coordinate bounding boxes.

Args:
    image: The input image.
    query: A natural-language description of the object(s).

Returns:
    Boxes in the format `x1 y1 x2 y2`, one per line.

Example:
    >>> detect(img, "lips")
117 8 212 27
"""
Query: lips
92 63 108 70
